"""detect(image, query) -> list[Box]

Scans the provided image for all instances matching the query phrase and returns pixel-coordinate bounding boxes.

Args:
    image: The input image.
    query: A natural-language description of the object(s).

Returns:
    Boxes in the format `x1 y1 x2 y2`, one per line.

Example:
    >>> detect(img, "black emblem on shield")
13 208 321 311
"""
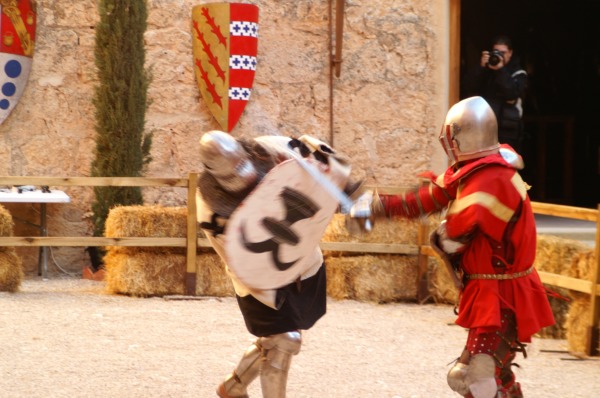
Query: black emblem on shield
240 187 321 271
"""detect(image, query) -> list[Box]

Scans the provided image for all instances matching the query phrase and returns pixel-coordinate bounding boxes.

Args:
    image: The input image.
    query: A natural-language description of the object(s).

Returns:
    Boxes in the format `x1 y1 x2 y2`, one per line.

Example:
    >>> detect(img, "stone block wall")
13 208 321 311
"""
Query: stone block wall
1 0 448 274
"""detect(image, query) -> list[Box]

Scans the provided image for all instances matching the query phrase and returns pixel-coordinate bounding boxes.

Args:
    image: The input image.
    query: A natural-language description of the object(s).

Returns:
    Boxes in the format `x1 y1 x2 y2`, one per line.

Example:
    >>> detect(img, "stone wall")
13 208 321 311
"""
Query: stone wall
0 0 448 274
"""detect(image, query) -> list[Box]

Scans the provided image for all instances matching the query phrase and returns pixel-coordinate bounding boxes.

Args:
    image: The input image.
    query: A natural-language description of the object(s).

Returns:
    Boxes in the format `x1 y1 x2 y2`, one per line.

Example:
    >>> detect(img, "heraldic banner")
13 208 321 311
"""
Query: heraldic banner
0 0 36 125
192 3 258 132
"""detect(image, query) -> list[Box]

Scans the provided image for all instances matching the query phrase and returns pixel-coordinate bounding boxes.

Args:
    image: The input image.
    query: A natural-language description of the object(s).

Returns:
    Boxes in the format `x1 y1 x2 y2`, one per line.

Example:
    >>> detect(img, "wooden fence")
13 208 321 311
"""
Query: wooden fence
0 175 598 355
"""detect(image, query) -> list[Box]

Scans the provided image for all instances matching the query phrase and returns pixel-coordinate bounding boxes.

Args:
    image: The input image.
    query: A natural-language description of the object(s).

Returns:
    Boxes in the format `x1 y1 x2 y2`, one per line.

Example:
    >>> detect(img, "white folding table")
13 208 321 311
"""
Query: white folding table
0 189 71 279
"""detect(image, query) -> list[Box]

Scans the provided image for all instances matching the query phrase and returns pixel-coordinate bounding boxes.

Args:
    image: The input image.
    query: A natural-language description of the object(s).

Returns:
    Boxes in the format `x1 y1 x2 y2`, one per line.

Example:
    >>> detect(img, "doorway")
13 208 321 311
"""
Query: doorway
458 0 600 208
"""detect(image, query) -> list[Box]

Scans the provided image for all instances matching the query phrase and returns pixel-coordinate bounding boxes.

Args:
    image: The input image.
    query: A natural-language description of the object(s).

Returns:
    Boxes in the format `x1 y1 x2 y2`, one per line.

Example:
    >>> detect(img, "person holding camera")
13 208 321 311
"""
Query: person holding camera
463 35 528 153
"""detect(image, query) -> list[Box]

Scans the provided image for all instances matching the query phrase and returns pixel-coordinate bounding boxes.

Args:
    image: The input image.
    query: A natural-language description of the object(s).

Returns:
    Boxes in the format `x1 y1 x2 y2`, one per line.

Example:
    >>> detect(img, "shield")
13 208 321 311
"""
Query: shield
224 159 340 290
191 3 258 132
0 0 36 125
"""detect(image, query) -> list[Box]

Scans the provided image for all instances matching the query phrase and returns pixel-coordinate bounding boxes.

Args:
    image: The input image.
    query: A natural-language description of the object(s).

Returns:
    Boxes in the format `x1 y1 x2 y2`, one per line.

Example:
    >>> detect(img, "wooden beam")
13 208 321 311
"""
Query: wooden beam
537 271 594 294
449 0 461 105
0 236 187 247
0 176 189 187
185 173 199 295
531 201 598 222
320 241 418 255
333 0 345 77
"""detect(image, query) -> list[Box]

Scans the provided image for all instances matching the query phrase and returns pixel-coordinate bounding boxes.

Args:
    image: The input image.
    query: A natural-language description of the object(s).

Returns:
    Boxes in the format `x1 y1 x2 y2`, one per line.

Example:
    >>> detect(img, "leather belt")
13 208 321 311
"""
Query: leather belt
466 265 534 280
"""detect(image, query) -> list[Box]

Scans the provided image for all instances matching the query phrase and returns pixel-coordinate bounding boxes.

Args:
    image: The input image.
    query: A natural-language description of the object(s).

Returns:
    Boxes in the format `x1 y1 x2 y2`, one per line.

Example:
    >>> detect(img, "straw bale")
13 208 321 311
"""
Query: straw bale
0 204 14 237
567 249 595 281
105 205 188 238
325 254 418 303
564 250 596 353
195 251 234 297
104 205 206 254
0 204 15 254
534 234 590 275
324 213 431 245
104 247 234 297
565 295 590 354
0 249 23 292
104 250 186 297
429 256 459 304
534 235 592 339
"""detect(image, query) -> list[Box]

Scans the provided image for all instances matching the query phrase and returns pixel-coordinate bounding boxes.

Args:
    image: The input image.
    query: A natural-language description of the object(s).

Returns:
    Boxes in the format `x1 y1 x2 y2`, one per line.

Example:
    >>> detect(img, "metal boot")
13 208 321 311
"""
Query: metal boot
217 341 262 398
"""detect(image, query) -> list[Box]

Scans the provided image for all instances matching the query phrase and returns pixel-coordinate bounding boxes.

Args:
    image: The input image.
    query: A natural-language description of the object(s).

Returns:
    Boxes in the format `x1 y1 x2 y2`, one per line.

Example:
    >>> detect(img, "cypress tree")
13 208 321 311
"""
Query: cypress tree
90 0 152 263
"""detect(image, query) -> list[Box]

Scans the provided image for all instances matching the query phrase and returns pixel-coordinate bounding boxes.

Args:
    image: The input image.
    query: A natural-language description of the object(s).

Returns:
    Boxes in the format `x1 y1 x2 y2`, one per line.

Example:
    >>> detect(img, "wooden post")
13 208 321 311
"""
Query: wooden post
416 217 430 303
416 179 432 303
333 0 345 78
449 0 461 106
586 203 600 356
185 173 199 296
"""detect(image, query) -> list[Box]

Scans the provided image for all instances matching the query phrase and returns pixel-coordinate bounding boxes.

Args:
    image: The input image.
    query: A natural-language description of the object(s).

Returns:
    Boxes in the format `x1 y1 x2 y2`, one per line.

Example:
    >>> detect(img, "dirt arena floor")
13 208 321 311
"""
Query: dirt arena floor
1 277 599 398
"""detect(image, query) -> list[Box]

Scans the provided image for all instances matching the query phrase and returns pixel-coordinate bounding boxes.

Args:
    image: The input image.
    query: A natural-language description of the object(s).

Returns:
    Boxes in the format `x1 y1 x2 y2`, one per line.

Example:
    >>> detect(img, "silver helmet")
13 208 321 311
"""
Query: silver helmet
439 96 500 165
198 130 257 192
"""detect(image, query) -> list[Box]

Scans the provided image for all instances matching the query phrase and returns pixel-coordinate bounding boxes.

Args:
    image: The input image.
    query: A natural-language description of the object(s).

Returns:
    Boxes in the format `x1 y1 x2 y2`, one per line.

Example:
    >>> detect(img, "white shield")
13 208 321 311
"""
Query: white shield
224 159 339 290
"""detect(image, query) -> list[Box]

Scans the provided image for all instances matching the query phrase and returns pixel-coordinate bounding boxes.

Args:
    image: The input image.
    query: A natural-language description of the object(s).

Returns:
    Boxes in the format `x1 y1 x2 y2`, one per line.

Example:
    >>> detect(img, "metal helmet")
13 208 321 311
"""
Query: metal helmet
439 96 500 165
198 130 257 192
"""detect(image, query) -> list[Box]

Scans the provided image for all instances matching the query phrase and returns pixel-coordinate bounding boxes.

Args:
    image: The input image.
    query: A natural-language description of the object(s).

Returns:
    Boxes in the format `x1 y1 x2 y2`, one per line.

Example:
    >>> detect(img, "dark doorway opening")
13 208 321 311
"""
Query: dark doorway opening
460 0 600 208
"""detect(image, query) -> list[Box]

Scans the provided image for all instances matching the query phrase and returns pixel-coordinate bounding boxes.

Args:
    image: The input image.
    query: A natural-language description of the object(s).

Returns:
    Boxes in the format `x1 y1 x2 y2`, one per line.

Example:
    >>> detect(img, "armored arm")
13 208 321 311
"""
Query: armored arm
378 182 452 218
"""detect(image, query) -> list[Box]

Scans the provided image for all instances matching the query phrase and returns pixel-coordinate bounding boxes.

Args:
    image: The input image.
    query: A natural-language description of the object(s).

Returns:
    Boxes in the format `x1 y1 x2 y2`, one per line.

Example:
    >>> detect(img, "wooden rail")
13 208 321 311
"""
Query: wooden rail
531 201 600 356
0 176 598 354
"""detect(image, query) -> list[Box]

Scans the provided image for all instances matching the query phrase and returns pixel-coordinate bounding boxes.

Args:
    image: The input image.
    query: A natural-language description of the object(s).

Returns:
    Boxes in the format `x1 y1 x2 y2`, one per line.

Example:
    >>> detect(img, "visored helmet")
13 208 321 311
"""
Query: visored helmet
198 130 257 192
439 96 500 165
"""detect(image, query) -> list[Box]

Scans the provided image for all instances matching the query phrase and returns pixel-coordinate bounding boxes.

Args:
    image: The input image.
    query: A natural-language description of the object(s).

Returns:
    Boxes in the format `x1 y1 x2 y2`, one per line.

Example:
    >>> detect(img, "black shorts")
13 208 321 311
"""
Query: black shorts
236 264 327 337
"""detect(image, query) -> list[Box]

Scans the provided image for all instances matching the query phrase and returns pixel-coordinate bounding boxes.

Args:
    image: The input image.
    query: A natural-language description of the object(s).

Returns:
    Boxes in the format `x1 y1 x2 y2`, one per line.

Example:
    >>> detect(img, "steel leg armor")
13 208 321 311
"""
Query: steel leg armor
217 331 302 398
447 310 526 398
258 331 302 398
217 342 262 398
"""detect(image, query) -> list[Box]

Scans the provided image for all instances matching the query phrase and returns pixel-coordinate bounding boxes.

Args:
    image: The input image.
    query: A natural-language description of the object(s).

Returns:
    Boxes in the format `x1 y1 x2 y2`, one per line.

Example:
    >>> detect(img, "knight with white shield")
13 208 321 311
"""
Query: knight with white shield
196 130 361 398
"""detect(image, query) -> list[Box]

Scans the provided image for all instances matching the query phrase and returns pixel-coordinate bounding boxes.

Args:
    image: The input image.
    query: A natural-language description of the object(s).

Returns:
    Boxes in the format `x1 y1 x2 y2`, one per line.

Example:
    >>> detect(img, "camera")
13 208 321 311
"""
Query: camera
488 50 504 67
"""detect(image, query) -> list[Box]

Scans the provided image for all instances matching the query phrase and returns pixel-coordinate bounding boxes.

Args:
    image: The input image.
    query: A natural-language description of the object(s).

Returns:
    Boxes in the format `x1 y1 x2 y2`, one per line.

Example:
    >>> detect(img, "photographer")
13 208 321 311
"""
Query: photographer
463 35 528 153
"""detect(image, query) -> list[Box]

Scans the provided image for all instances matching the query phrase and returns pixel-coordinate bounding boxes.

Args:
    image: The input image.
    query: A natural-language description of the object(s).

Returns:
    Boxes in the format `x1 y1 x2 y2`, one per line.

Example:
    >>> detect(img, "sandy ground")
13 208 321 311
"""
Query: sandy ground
1 277 599 398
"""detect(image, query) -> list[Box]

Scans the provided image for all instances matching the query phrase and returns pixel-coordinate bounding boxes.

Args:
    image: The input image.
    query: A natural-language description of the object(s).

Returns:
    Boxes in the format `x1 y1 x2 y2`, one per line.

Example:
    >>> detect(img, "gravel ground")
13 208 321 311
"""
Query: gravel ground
0 277 599 398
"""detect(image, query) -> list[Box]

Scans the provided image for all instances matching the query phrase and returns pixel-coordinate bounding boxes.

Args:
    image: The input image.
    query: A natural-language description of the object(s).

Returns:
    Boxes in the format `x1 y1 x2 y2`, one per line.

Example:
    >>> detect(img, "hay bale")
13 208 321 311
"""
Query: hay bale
534 235 592 339
564 250 596 353
0 249 23 292
104 247 234 297
105 205 188 238
195 251 234 297
323 214 441 303
324 213 425 245
535 234 590 274
429 256 460 304
104 205 206 254
565 294 590 354
0 204 14 238
0 205 21 291
104 250 186 297
325 254 418 303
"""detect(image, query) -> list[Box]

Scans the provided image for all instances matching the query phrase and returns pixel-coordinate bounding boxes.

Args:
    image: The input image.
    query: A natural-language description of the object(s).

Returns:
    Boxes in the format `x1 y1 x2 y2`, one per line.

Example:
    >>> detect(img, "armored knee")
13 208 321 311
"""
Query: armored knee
465 354 497 398
258 331 302 371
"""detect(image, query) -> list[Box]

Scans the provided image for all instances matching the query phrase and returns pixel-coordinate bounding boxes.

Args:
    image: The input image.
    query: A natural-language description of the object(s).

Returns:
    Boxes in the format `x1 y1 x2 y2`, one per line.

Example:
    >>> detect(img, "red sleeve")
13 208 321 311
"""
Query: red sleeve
380 182 452 218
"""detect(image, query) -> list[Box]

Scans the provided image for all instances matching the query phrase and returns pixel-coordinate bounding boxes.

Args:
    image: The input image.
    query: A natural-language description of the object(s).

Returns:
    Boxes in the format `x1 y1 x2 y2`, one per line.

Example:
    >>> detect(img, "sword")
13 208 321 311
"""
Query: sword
255 135 355 213
285 146 354 213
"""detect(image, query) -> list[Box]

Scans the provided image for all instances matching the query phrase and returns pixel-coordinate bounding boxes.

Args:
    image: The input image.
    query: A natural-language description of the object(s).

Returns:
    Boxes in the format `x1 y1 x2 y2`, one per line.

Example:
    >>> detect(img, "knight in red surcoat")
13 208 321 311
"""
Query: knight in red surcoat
349 96 555 397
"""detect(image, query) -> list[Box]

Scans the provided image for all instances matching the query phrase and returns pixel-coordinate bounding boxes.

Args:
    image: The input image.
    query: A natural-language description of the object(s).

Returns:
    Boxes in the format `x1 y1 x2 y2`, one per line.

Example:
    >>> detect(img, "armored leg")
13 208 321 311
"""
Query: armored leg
258 331 302 398
217 341 262 398
448 310 526 398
